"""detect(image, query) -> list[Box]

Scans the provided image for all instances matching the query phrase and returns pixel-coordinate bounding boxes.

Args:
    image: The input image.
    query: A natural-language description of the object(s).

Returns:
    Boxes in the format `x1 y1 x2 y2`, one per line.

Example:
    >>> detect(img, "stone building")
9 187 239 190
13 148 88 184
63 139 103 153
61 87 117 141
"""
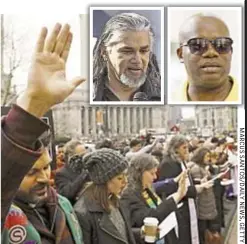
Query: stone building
195 106 238 134
52 89 169 139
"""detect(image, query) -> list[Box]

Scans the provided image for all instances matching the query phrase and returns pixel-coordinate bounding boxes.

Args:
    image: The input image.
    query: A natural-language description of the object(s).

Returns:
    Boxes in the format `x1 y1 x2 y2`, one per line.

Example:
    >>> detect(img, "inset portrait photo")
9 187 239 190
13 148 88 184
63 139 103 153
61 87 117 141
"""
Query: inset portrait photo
167 7 243 105
90 7 164 104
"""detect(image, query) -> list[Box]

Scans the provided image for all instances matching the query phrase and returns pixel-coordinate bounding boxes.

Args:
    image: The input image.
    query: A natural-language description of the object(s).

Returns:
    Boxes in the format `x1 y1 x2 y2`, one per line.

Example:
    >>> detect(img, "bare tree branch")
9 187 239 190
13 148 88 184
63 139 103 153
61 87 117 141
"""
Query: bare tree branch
1 15 28 105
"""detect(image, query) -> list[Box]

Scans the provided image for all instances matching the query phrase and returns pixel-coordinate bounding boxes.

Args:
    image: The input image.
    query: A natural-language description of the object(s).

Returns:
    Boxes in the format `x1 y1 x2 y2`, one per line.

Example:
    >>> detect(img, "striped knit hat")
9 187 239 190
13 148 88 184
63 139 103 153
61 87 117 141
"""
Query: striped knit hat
84 148 128 184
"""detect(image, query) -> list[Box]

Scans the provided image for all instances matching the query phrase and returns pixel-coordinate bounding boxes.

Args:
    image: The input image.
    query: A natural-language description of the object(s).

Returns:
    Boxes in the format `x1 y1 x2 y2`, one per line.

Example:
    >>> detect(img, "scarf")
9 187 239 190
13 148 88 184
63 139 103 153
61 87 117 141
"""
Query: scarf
180 161 199 244
142 188 162 208
142 188 165 244
14 187 74 244
170 151 199 244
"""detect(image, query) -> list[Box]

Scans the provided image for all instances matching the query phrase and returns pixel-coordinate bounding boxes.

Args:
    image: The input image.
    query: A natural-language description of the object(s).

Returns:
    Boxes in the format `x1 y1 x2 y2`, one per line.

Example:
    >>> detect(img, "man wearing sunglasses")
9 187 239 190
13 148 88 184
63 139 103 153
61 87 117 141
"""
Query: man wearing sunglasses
175 14 238 102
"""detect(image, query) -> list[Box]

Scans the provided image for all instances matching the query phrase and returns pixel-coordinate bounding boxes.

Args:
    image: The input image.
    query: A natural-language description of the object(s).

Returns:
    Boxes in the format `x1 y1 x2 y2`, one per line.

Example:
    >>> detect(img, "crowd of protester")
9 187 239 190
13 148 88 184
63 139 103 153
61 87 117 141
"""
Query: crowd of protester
51 133 238 244
1 23 238 244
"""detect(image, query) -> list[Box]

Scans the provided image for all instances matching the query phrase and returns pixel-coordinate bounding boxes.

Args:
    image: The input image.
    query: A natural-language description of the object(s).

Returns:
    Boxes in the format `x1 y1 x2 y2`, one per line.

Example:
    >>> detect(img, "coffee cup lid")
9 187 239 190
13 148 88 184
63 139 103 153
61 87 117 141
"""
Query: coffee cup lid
144 217 159 225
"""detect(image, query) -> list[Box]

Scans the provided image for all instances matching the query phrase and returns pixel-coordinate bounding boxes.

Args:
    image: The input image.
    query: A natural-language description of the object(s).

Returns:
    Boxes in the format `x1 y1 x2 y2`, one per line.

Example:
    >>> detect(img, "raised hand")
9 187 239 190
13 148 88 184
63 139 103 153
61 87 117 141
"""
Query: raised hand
174 169 187 183
17 23 85 117
169 171 188 204
177 171 188 199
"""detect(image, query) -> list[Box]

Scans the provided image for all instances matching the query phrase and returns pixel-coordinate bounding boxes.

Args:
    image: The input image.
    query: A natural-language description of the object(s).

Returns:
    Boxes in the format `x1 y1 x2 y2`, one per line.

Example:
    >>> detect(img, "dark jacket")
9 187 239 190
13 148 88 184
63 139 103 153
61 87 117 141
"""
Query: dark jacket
55 165 89 205
1 105 83 243
189 162 217 220
121 186 179 244
158 155 198 244
2 194 83 244
74 196 137 244
209 166 225 231
1 105 48 230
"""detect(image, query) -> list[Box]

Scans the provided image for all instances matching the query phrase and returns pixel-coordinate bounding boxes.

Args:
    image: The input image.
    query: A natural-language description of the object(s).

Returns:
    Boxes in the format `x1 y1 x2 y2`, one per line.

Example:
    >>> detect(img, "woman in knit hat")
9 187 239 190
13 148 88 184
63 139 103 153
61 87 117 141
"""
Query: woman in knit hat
74 148 137 244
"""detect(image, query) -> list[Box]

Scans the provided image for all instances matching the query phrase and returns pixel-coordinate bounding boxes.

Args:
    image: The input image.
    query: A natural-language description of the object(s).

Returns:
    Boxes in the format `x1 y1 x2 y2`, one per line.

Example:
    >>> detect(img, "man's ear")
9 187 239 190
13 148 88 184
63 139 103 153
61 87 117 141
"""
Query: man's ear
177 47 184 63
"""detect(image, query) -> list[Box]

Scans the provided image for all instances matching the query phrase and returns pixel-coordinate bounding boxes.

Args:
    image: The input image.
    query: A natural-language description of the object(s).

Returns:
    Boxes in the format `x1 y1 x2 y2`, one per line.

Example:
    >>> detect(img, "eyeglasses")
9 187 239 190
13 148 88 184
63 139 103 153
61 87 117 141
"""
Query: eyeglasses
180 37 233 55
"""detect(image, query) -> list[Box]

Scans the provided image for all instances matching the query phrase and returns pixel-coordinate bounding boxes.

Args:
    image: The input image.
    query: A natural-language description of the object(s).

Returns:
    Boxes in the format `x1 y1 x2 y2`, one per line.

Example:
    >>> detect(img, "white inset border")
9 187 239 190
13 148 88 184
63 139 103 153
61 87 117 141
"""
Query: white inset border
167 6 242 105
237 105 245 244
89 6 164 105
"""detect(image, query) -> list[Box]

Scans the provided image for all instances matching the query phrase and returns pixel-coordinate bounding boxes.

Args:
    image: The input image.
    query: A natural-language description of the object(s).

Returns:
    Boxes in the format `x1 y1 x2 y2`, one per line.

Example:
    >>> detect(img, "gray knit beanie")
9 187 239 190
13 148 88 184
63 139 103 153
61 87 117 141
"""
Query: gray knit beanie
83 148 128 184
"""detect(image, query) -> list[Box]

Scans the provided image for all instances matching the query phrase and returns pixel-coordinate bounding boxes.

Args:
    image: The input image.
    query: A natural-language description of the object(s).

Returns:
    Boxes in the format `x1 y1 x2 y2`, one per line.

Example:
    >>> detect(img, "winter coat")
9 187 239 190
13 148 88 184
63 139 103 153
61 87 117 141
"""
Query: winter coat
74 195 137 244
189 162 218 220
2 195 83 244
121 186 179 244
55 165 89 205
1 105 82 243
158 155 198 244
1 105 49 229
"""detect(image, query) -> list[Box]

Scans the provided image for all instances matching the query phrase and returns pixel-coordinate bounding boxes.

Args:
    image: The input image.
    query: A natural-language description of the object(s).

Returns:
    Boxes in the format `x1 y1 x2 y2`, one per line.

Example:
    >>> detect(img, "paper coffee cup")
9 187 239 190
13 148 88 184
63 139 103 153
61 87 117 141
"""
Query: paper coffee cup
143 217 159 243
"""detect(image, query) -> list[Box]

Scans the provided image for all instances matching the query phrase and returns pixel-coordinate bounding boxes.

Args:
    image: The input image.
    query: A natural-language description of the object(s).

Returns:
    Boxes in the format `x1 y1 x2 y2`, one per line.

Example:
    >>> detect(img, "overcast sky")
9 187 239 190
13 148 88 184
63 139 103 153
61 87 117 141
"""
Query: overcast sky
2 14 195 118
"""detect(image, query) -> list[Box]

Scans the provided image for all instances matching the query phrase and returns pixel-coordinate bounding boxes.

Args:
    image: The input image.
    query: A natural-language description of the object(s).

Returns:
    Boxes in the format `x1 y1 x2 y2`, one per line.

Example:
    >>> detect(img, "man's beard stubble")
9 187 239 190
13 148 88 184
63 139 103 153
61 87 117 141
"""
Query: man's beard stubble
16 184 49 206
120 72 147 88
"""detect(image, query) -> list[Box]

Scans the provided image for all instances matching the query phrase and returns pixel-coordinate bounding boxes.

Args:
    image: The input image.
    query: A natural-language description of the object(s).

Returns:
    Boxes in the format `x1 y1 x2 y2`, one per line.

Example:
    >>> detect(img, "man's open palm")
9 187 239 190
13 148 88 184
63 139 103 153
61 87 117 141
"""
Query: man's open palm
26 23 85 106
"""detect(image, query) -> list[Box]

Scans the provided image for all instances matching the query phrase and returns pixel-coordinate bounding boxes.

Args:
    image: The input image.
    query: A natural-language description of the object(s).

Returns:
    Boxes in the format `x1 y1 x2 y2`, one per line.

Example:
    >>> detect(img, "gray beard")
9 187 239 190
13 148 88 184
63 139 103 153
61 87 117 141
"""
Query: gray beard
120 73 146 88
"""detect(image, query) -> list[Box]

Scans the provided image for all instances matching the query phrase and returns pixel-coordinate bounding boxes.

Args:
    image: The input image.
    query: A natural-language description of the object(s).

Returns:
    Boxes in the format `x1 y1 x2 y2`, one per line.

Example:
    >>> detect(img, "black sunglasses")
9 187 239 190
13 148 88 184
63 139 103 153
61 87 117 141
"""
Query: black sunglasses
180 37 233 55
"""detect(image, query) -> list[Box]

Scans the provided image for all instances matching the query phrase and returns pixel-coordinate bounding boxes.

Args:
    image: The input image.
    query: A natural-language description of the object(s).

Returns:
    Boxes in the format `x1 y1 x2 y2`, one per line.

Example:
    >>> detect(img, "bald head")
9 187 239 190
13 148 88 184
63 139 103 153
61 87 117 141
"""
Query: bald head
179 14 230 44
176 13 233 97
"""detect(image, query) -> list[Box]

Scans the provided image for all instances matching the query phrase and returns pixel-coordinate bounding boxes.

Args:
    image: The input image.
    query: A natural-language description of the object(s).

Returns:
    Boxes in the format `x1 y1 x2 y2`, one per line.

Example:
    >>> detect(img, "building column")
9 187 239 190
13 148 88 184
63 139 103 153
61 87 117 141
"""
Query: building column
145 108 150 128
113 107 117 134
119 108 124 135
84 106 89 136
224 107 228 131
142 108 146 128
126 107 131 135
92 107 96 136
76 104 82 137
149 108 153 128
107 107 111 136
140 108 143 129
133 108 137 134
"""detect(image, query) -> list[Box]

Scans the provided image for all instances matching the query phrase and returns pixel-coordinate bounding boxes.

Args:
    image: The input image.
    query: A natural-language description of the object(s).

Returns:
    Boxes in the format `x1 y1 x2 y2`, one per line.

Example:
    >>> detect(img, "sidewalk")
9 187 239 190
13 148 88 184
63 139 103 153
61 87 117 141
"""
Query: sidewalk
225 213 237 244
222 197 237 244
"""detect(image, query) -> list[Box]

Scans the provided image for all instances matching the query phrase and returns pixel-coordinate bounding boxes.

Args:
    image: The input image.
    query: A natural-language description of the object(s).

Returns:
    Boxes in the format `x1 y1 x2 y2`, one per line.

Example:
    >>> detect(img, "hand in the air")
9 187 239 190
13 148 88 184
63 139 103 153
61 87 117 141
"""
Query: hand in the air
177 171 188 199
17 23 85 117
174 169 187 183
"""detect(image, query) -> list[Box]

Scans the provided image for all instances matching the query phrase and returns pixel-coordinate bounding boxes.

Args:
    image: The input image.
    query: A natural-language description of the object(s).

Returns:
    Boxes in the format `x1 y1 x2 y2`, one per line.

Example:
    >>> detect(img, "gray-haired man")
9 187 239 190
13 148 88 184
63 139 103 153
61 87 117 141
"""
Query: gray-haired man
93 12 161 101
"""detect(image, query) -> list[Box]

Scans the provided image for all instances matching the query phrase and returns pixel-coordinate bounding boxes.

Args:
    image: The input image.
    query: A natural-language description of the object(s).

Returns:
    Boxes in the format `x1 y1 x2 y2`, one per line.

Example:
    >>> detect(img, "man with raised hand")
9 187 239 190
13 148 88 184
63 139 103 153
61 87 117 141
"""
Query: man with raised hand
1 23 85 244
175 14 238 102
